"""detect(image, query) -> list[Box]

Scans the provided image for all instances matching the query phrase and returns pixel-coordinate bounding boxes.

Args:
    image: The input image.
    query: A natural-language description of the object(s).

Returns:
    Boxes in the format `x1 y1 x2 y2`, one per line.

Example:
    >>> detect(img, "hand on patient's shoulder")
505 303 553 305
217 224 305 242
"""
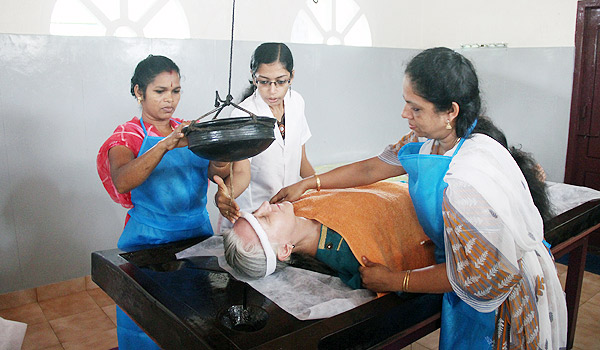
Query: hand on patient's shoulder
359 256 397 293
270 178 311 203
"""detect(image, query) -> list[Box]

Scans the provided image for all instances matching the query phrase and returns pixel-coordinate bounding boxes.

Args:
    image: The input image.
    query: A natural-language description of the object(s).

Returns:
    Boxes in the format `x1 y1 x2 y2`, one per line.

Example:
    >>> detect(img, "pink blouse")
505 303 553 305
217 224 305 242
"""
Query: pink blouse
96 117 182 208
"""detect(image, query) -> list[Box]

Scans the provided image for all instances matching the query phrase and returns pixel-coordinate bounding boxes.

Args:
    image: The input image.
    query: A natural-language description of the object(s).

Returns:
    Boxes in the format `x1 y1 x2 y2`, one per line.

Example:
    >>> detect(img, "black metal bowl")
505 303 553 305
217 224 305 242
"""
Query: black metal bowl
184 116 276 162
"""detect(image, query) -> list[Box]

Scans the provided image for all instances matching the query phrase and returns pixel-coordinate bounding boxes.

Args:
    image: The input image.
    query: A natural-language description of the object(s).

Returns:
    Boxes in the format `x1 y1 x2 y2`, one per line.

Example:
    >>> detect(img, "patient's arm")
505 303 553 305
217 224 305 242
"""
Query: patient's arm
271 156 405 203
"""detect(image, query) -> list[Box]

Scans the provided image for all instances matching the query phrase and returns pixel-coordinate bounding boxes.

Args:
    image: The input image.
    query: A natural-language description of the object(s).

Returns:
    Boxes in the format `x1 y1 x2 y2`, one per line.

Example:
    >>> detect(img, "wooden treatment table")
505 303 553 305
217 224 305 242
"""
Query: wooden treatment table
91 199 600 349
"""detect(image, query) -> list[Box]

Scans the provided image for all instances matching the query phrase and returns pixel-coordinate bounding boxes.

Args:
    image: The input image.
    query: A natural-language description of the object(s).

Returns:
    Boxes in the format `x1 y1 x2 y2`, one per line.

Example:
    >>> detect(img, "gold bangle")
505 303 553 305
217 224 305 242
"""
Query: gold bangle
402 270 411 292
314 174 321 191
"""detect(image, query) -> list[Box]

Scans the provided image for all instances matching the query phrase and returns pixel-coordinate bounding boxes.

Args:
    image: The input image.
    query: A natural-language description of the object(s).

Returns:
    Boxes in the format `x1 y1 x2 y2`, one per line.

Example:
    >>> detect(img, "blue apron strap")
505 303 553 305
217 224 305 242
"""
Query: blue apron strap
139 118 179 132
451 119 478 157
139 118 149 135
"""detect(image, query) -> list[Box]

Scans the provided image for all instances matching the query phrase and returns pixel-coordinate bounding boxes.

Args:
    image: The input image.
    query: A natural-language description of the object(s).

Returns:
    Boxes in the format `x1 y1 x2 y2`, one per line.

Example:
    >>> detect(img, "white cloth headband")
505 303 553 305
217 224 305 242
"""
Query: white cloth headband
240 212 277 277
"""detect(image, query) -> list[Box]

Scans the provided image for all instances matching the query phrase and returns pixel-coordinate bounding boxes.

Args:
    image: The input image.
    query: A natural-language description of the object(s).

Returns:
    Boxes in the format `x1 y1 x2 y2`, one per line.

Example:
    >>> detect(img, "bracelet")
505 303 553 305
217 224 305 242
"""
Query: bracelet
402 270 411 292
314 174 321 191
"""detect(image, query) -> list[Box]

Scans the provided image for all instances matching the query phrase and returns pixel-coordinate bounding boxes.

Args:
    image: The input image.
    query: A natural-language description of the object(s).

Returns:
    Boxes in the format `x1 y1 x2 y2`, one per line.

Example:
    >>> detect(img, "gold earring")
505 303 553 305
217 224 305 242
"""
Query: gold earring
137 97 143 104
446 120 452 130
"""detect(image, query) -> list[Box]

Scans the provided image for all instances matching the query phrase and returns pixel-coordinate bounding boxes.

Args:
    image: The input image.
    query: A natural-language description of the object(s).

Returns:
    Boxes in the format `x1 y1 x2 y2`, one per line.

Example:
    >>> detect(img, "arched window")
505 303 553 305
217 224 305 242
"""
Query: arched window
50 0 190 38
291 0 372 47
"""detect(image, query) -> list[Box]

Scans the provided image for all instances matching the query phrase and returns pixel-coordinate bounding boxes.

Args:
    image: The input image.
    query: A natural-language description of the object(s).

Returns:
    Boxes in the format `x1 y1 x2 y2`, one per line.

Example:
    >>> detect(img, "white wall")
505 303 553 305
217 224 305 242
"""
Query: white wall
0 34 574 293
0 0 579 293
0 0 578 48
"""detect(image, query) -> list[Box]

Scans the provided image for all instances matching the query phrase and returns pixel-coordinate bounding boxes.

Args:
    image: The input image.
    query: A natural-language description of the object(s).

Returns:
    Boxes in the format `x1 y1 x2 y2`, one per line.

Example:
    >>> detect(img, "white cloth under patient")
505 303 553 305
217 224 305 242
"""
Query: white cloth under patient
176 236 375 320
547 181 600 215
0 317 27 350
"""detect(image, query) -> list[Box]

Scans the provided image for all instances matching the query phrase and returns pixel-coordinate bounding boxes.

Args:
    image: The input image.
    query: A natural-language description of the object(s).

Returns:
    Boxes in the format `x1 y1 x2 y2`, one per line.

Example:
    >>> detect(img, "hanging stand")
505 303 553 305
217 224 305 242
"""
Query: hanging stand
187 0 257 127
182 0 276 162
192 91 258 124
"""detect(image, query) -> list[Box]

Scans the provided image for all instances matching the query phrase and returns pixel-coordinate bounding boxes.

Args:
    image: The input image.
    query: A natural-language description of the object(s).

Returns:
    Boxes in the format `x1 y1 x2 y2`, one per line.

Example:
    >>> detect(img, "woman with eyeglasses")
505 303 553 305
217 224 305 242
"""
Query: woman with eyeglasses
212 42 315 232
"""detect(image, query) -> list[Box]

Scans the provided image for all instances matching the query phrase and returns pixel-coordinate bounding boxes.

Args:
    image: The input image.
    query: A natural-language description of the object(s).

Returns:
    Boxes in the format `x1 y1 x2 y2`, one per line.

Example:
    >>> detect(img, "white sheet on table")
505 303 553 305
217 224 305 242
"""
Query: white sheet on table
176 236 375 320
547 182 600 215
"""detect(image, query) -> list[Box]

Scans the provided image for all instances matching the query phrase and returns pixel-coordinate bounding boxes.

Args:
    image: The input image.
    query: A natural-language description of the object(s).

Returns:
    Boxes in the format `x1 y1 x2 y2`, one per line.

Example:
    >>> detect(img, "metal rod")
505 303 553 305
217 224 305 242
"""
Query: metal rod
227 0 236 97
195 0 260 124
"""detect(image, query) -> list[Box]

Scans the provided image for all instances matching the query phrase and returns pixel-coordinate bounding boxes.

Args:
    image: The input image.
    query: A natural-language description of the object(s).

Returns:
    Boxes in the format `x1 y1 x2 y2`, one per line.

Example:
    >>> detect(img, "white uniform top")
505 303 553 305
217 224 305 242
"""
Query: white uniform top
219 89 311 232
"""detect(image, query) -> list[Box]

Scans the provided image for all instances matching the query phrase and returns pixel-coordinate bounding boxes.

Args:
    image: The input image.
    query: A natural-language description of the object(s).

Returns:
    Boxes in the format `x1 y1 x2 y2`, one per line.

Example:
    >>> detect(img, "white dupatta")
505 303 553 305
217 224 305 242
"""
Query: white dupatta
442 134 567 349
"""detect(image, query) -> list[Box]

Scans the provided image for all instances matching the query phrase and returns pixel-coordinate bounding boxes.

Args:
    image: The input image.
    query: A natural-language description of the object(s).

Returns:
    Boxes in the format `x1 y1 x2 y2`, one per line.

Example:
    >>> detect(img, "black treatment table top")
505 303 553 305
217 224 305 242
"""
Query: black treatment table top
91 198 600 350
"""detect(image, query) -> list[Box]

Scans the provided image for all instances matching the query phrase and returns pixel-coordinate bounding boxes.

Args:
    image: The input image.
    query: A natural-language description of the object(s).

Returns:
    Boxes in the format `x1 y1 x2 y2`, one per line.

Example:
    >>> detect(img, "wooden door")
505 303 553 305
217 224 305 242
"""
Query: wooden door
565 0 600 190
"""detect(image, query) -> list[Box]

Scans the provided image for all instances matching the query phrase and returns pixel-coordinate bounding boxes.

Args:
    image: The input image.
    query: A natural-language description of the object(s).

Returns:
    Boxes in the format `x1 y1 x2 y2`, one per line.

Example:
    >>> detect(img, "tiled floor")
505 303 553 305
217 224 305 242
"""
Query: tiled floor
1 263 599 350
0 276 117 350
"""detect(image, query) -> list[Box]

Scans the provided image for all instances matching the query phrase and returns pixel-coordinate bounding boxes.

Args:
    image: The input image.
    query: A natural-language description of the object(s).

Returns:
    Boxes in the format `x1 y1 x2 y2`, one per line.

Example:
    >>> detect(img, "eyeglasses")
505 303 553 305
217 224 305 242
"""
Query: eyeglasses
254 76 291 88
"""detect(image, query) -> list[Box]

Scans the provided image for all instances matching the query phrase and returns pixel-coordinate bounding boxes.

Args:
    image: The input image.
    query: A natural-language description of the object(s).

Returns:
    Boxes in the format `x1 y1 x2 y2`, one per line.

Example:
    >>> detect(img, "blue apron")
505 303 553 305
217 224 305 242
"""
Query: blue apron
117 118 213 350
118 119 213 249
397 121 495 350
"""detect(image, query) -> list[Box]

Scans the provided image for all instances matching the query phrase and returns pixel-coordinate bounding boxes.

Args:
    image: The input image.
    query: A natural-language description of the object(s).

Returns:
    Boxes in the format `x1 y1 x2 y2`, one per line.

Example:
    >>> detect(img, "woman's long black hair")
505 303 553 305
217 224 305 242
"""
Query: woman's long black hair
405 47 553 222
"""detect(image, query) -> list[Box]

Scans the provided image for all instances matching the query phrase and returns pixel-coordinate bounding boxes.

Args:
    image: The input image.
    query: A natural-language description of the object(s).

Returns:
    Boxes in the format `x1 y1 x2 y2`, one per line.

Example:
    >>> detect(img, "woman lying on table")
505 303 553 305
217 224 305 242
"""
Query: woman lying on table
221 181 436 293
222 117 553 287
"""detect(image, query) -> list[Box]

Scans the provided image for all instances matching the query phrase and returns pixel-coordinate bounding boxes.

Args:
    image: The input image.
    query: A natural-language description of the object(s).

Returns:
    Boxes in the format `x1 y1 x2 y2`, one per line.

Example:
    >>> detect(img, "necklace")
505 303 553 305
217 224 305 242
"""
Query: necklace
444 137 461 153
434 137 461 155
277 113 285 139
451 137 461 149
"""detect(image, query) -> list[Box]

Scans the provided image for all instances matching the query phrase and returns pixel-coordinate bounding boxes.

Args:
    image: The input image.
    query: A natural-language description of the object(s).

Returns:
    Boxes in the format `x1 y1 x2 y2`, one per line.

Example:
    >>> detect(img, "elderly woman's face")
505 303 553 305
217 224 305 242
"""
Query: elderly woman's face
234 201 295 246
253 62 292 108
253 201 295 242
401 76 453 140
